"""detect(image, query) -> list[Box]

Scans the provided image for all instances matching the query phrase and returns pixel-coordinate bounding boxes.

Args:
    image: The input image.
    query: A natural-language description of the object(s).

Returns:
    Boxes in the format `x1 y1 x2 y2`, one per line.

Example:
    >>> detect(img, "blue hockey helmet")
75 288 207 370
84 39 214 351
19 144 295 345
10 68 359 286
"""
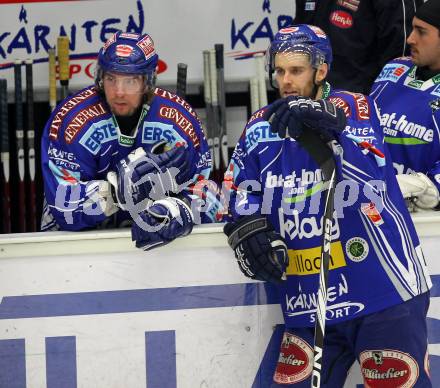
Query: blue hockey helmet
266 25 333 88
96 31 159 90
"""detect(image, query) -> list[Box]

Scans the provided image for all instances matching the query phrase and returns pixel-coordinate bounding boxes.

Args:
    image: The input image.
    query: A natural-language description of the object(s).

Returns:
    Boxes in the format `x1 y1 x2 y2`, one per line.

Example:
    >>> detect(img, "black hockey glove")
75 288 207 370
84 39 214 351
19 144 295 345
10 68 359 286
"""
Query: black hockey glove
107 145 192 210
132 197 194 251
223 215 288 283
263 96 346 141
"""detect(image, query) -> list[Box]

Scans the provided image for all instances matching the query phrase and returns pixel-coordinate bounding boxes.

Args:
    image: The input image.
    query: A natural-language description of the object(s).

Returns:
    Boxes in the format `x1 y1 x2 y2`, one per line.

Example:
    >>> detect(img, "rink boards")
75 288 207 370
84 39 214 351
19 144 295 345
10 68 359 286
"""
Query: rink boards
0 212 439 388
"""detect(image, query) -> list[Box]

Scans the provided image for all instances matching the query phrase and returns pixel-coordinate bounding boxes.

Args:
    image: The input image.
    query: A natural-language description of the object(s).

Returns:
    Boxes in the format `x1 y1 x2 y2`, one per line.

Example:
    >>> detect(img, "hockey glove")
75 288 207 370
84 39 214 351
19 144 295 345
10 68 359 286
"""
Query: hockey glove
264 96 346 141
223 215 288 283
396 172 440 210
107 145 192 210
131 197 194 251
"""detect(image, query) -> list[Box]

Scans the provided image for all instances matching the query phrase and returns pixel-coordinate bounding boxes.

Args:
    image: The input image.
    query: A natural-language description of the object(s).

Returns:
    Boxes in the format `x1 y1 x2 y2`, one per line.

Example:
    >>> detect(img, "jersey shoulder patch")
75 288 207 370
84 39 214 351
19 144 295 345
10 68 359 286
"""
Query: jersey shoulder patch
49 86 101 142
375 59 411 84
330 91 372 122
153 87 201 125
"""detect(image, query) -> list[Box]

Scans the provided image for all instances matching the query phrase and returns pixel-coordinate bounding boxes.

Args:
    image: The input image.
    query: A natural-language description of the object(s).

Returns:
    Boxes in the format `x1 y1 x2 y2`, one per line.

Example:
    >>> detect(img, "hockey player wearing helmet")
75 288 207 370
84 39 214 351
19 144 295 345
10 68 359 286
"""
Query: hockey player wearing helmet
371 0 440 213
223 25 432 386
41 31 213 251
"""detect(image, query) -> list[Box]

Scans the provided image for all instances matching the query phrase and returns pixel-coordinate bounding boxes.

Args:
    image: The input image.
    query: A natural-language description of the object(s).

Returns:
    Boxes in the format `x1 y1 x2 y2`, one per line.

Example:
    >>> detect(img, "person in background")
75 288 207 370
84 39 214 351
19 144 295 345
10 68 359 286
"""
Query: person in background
222 24 432 387
294 0 423 94
371 0 440 212
41 31 213 250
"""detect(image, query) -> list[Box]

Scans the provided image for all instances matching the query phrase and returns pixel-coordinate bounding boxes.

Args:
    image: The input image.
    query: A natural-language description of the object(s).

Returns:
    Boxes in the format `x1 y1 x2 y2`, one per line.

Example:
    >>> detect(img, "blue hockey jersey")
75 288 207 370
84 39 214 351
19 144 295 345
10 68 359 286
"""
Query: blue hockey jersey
41 86 212 231
225 86 432 328
371 57 440 193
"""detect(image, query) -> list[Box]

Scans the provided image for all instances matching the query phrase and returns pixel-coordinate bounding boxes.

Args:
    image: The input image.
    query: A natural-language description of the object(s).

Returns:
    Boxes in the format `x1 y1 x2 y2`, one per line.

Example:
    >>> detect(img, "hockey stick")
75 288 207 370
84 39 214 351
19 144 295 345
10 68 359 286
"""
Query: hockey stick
25 59 37 232
255 53 268 108
0 79 11 233
176 63 187 99
202 50 214 180
14 60 26 232
209 49 221 184
57 35 70 100
48 48 57 111
297 130 336 388
215 44 228 179
250 76 259 114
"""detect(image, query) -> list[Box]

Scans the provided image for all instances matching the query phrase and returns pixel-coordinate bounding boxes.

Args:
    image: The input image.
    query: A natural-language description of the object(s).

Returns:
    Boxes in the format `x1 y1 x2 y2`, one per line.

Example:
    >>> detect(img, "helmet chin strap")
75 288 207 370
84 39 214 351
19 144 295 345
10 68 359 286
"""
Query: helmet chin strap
311 68 324 99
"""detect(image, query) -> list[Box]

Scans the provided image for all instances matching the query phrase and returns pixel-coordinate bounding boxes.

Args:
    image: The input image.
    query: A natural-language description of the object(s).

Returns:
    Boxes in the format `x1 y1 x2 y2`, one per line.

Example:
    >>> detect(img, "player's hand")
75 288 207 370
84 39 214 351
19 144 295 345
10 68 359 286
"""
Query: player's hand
223 215 288 283
396 172 440 210
106 145 192 210
264 96 346 141
131 197 194 250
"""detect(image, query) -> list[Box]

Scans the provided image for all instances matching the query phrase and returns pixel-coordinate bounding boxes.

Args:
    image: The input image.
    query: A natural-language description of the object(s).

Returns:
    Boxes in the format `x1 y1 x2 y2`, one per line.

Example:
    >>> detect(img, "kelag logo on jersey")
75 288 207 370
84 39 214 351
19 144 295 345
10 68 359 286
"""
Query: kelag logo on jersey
79 119 118 154
141 122 185 146
245 121 280 152
376 64 409 83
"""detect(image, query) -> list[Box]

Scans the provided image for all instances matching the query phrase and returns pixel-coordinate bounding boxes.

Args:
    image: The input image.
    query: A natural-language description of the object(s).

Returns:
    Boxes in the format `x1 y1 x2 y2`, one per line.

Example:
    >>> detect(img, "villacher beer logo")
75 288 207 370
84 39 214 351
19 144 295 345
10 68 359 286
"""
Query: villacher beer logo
360 350 419 388
274 333 313 384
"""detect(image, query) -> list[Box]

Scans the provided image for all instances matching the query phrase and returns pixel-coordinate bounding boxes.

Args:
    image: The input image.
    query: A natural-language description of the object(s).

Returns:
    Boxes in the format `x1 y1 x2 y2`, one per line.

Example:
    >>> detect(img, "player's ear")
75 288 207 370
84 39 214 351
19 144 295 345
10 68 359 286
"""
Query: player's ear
315 63 328 85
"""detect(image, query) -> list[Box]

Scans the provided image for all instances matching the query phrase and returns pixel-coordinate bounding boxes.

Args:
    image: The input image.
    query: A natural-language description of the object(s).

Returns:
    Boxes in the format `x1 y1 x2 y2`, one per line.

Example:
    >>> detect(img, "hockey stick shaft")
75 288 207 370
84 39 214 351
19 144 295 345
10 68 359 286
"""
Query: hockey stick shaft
250 76 259 114
0 78 11 233
255 53 268 108
14 60 26 233
176 63 187 99
215 43 228 174
57 35 70 100
297 130 336 388
48 48 57 111
25 59 37 232
209 49 221 182
202 50 214 175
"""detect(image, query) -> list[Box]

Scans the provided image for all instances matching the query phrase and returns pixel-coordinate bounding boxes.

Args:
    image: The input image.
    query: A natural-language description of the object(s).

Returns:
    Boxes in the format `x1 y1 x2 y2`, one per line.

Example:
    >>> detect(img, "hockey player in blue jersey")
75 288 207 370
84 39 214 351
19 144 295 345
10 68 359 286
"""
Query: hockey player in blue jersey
41 31 213 250
223 25 432 386
371 0 440 212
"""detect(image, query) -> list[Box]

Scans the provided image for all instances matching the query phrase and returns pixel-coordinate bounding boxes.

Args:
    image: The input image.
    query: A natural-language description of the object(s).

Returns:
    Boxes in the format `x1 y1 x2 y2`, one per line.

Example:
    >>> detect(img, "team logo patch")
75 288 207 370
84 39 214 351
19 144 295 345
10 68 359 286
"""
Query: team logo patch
274 332 313 384
345 237 369 262
116 44 133 58
361 202 384 226
360 350 419 388
137 34 156 61
329 10 353 29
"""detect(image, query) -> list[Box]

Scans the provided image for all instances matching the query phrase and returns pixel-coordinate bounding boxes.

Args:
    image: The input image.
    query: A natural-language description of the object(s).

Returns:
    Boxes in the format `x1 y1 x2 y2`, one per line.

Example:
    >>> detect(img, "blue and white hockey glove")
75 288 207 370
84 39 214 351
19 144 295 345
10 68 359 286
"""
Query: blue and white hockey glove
107 145 191 210
131 197 194 250
223 215 288 283
264 96 346 141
